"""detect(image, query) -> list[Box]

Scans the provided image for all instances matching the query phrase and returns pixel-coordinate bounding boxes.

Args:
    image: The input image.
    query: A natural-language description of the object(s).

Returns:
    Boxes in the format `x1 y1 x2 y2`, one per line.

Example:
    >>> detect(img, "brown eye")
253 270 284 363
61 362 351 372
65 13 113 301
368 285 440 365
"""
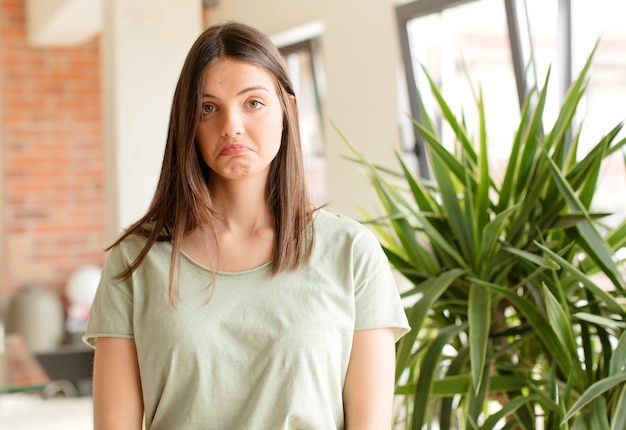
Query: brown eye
248 99 264 109
201 104 216 115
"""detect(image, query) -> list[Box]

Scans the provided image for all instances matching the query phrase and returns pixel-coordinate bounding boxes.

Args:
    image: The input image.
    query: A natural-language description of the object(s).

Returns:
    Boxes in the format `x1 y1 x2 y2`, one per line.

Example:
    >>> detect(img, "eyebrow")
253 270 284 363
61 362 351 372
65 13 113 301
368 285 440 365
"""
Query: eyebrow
202 86 270 99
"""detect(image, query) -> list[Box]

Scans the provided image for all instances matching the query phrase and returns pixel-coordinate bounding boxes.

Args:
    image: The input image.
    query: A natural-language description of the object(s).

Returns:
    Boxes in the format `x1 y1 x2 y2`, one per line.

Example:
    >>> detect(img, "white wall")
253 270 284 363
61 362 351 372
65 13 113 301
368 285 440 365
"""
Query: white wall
209 1 405 219
101 0 203 239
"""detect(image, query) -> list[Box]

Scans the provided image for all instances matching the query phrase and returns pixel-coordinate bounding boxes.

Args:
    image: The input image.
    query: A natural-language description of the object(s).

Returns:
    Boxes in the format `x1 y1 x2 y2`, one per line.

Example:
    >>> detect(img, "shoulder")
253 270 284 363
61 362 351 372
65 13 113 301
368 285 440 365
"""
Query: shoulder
105 225 170 269
312 208 382 254
314 209 377 239
108 233 148 259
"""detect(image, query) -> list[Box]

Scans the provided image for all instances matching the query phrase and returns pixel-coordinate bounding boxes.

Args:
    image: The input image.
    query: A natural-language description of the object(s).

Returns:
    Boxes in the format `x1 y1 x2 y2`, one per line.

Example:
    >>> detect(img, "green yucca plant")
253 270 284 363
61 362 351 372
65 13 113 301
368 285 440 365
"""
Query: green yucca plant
340 47 626 429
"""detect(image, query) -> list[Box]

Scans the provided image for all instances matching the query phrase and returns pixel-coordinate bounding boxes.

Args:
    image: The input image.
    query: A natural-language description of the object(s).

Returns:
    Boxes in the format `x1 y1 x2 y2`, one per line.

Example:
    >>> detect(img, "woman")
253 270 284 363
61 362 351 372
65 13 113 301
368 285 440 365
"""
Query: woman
84 22 409 430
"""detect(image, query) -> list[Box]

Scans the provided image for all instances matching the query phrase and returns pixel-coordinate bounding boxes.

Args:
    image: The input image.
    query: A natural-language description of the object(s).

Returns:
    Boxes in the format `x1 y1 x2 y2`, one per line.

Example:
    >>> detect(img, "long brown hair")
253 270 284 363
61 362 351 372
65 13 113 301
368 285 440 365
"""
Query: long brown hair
110 22 315 304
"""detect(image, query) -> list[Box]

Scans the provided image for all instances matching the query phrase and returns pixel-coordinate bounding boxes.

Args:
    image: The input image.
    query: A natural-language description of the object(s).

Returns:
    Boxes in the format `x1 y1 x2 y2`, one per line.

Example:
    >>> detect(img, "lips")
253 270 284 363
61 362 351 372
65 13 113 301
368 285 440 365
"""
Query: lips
220 144 250 156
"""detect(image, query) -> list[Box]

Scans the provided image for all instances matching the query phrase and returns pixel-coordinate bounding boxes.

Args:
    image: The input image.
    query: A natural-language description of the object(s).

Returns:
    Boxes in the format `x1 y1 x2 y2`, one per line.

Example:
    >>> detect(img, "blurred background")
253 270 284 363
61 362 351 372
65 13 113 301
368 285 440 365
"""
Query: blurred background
0 0 625 427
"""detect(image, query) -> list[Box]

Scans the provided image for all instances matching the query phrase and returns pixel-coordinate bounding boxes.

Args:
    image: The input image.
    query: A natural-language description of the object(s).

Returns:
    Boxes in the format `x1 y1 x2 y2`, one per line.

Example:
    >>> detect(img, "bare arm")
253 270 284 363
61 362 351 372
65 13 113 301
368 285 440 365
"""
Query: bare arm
92 337 144 430
343 328 397 430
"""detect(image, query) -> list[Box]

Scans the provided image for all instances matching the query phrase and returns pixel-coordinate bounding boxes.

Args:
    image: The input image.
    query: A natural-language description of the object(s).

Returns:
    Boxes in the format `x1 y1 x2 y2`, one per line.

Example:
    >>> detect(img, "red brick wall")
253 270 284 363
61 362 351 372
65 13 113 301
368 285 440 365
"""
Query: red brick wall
1 0 106 304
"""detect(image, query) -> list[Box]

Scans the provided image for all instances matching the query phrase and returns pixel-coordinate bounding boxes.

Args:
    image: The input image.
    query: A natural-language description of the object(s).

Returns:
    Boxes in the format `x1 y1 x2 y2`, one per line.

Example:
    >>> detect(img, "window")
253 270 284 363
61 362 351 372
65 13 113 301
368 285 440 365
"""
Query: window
396 0 626 222
273 23 328 206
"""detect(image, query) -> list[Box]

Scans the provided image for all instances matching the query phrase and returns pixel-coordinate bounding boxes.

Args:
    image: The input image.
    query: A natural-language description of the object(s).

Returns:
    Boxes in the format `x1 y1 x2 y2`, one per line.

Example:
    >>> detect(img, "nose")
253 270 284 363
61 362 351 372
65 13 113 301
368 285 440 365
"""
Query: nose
220 108 244 137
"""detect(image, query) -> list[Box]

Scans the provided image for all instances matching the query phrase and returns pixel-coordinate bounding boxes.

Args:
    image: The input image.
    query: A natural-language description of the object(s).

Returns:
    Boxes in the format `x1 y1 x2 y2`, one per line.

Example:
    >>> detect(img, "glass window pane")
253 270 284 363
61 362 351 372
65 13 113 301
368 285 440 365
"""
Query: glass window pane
405 0 520 171
403 0 626 222
571 0 626 224
282 46 328 206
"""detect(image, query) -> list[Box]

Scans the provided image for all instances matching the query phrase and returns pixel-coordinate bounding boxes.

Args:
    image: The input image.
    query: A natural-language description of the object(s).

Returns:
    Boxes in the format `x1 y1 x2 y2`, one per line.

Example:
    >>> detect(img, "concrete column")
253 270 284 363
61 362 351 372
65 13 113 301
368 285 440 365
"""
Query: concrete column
102 0 202 240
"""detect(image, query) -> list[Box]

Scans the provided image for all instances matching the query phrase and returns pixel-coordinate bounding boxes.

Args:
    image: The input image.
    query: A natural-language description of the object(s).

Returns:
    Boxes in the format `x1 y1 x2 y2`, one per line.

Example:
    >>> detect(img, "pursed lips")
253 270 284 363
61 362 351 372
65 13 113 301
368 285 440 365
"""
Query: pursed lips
220 144 250 156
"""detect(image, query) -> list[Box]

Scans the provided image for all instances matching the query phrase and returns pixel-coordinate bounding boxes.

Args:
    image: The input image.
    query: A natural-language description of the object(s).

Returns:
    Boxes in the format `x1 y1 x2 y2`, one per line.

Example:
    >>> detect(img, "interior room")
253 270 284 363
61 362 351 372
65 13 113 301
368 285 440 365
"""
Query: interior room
1 0 625 428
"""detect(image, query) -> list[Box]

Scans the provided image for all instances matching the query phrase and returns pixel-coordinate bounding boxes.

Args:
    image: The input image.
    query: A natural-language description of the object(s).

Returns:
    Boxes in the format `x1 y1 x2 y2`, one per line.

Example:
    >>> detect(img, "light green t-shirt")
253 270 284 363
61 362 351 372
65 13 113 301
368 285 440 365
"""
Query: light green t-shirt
84 209 410 430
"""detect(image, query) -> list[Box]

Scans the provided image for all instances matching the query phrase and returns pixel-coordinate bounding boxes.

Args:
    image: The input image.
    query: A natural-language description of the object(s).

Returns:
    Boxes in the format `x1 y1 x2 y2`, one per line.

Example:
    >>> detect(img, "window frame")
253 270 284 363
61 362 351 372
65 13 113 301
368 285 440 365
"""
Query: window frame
395 0 573 177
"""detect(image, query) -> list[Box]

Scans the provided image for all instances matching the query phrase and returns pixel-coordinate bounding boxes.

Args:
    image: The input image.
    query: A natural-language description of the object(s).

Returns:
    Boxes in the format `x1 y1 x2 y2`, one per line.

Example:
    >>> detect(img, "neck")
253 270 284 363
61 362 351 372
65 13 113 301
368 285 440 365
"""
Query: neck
208 176 273 234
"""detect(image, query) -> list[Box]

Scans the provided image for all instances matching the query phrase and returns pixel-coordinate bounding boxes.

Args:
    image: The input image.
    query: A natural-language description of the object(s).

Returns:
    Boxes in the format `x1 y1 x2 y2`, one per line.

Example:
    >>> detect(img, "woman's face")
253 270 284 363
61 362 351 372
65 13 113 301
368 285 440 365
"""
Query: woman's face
195 57 284 184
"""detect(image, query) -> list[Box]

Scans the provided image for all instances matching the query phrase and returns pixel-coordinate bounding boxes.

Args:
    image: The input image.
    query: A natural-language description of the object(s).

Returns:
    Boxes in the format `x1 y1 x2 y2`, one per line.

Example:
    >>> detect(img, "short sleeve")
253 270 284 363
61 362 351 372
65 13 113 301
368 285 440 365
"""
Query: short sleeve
352 226 410 341
82 244 135 348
